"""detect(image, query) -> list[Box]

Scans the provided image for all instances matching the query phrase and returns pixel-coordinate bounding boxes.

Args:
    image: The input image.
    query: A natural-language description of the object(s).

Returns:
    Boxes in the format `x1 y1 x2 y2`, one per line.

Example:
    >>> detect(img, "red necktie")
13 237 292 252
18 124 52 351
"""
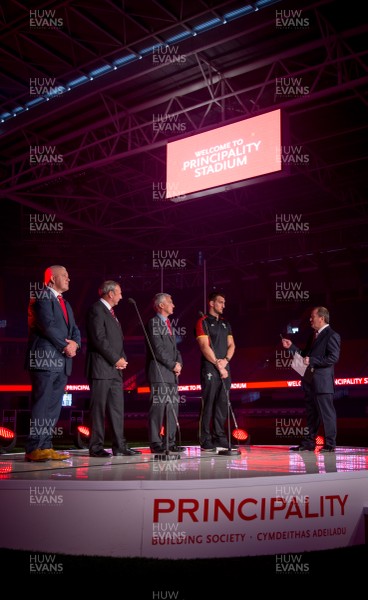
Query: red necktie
166 318 172 335
57 295 69 324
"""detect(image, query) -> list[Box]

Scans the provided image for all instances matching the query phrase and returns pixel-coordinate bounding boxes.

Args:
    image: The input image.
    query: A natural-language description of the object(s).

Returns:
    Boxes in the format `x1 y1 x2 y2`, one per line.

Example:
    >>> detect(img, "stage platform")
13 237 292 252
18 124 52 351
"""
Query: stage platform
1 444 367 561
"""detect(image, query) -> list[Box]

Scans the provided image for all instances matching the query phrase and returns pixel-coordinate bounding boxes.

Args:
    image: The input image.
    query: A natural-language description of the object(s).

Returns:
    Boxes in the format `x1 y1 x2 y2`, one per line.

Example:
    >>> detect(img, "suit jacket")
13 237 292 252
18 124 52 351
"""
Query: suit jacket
291 326 341 394
145 315 182 384
85 300 126 380
25 286 81 376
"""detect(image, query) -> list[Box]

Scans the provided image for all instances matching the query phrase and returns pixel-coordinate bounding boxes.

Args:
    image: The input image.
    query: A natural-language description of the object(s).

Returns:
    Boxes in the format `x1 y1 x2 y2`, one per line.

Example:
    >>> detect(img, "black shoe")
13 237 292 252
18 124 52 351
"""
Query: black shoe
151 446 165 454
290 445 315 452
319 446 335 453
215 438 230 446
201 441 216 451
113 447 141 456
90 449 111 457
215 440 238 450
169 445 185 453
128 447 142 455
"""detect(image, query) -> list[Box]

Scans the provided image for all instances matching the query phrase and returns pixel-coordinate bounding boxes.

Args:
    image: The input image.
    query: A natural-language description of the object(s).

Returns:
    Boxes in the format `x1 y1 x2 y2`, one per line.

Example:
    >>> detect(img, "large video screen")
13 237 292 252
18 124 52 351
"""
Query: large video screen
166 109 282 200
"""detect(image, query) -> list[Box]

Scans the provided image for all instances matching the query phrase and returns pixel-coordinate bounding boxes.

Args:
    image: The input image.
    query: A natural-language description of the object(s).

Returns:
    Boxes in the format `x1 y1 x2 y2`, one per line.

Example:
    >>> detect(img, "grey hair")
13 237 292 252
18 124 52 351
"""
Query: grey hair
314 306 330 324
99 280 120 297
44 265 65 285
153 292 170 310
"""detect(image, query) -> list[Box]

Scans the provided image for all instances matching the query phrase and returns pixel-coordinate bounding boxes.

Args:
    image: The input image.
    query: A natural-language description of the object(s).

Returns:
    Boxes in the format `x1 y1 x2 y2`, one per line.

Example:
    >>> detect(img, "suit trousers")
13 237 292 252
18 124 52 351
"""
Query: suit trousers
199 371 229 445
88 378 126 453
303 382 337 447
26 370 68 453
148 382 179 448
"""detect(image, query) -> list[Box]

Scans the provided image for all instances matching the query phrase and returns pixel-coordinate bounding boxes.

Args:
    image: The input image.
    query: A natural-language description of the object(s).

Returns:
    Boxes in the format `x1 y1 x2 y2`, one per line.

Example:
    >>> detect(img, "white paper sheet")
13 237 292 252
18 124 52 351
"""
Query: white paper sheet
291 352 307 376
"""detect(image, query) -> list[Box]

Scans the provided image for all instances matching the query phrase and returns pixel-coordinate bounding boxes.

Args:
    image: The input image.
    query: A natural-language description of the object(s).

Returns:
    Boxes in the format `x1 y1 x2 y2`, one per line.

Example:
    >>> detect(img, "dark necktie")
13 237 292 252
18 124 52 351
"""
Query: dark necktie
57 295 69 324
166 318 172 335
110 307 119 323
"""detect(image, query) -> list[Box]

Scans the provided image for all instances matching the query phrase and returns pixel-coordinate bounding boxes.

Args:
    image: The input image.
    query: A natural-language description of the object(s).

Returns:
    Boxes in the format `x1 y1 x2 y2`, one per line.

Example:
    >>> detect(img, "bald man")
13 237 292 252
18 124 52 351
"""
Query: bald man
25 265 81 461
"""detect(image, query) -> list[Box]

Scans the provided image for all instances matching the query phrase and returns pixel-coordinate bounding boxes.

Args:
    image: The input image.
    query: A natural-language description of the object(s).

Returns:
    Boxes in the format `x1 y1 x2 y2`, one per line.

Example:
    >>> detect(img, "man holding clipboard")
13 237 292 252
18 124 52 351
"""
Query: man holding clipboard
281 306 341 453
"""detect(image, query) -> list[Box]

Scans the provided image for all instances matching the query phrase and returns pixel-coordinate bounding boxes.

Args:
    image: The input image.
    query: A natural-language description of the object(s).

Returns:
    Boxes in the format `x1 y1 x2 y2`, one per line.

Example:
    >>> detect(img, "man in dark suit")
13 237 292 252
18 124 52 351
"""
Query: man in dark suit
25 265 81 462
85 280 141 457
282 306 341 452
146 293 183 453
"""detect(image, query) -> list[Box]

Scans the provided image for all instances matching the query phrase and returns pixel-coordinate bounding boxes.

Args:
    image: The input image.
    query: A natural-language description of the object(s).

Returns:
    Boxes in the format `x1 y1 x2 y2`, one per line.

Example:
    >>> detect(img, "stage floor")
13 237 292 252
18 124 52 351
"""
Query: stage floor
1 444 368 481
1 445 367 560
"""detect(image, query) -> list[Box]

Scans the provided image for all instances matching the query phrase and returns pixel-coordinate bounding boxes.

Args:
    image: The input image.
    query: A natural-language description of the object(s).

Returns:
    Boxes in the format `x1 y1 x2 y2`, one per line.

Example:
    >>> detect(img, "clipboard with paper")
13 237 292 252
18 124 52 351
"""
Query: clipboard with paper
291 352 307 377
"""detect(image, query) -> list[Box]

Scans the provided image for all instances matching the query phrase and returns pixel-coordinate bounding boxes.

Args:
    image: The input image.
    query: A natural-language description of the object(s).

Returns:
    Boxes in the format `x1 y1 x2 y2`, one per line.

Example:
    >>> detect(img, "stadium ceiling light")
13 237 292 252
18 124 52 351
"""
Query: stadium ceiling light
1 1 282 125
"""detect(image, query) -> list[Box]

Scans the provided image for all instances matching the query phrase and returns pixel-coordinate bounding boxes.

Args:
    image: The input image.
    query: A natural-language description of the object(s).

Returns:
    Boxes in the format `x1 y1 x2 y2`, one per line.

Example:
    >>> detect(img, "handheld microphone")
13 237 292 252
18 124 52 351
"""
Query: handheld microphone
198 311 205 318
